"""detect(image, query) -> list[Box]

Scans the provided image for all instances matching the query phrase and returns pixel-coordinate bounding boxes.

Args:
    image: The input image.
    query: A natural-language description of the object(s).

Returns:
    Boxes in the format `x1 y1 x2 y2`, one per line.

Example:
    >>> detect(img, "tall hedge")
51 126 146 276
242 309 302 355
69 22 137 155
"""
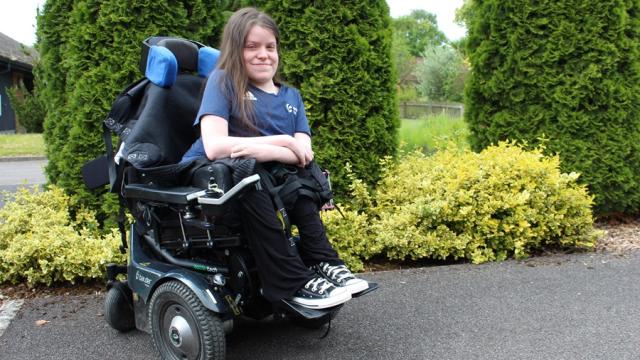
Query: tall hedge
36 0 74 183
259 0 399 194
465 0 640 214
36 0 227 218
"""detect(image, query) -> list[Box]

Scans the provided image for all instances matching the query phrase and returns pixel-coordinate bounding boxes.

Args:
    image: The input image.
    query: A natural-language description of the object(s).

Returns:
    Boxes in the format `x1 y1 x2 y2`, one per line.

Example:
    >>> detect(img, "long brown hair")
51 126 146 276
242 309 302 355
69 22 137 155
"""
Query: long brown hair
216 7 280 133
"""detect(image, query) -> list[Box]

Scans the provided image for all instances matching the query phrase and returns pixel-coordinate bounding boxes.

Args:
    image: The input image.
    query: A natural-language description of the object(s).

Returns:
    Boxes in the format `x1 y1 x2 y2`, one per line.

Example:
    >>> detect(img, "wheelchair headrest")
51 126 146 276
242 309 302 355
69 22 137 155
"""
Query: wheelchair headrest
140 36 220 88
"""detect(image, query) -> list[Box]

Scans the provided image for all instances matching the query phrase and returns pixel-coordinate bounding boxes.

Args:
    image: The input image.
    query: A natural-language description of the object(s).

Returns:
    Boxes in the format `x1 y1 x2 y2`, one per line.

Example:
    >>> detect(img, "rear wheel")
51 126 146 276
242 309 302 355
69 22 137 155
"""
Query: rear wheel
149 281 225 360
104 281 135 332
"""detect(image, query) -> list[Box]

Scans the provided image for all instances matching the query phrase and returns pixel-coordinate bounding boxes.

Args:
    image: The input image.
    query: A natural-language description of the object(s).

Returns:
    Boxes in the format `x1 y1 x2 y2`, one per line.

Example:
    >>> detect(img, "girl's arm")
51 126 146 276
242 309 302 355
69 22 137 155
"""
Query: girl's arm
229 143 300 164
201 115 306 165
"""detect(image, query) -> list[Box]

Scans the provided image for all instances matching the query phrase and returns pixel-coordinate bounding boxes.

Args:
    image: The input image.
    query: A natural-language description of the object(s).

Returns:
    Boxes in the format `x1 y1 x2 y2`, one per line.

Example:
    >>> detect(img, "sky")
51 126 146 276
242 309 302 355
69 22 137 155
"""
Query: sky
388 0 466 41
0 0 466 46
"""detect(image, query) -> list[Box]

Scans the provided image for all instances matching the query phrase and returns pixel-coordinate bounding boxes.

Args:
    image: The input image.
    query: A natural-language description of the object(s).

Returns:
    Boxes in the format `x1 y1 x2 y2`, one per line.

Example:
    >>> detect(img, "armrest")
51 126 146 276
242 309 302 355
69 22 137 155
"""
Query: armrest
124 184 203 204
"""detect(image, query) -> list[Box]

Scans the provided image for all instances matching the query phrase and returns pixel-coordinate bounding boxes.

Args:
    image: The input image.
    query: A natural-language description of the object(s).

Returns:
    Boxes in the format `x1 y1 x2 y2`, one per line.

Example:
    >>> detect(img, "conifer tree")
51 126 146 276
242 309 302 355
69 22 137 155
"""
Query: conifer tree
465 0 640 214
260 0 399 193
36 0 74 183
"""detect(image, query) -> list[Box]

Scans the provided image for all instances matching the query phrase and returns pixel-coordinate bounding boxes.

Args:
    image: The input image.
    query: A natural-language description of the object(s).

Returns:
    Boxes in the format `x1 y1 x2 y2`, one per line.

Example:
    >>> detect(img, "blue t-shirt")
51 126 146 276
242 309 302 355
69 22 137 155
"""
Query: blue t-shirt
181 70 310 162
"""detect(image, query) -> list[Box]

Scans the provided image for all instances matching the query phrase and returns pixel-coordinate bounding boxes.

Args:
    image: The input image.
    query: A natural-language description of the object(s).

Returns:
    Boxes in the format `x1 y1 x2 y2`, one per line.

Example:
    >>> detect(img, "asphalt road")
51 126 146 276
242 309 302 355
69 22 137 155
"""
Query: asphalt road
0 159 47 208
1 251 640 360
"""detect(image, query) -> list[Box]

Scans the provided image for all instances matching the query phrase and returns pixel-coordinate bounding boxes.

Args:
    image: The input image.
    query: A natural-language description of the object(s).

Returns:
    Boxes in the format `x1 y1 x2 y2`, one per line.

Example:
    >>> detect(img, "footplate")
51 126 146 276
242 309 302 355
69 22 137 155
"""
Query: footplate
352 281 379 298
280 299 344 320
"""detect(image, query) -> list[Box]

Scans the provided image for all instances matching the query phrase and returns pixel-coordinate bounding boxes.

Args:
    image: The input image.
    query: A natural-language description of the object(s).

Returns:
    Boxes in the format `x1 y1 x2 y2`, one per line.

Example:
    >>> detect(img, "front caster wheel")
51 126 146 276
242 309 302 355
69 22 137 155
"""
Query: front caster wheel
104 281 135 332
149 281 225 360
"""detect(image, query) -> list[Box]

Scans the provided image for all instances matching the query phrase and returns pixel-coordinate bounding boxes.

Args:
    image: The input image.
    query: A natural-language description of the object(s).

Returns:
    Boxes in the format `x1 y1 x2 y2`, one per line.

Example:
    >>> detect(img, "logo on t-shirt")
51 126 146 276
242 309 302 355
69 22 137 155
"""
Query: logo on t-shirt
245 91 257 101
286 103 298 116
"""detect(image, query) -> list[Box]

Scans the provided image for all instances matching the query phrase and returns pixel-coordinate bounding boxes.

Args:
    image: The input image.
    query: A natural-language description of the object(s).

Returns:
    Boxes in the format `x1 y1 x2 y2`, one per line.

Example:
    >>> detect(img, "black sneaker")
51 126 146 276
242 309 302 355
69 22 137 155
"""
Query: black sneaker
315 262 369 295
289 277 351 309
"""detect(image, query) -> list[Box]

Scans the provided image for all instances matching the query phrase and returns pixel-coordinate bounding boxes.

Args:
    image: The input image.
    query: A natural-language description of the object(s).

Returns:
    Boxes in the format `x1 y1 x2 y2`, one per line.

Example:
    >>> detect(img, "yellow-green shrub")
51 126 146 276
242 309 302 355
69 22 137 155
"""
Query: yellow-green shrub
0 186 126 286
324 142 599 266
321 208 377 272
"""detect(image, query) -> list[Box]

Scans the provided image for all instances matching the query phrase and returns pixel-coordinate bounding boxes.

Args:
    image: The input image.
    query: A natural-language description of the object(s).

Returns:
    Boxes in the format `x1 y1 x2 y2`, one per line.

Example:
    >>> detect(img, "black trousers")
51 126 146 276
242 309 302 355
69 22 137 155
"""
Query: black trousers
238 188 342 303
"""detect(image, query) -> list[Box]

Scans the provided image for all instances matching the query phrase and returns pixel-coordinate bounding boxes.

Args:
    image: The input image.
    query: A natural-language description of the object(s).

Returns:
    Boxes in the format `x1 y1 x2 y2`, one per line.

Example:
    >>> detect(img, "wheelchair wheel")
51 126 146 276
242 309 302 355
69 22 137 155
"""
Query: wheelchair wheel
149 281 225 360
104 281 135 332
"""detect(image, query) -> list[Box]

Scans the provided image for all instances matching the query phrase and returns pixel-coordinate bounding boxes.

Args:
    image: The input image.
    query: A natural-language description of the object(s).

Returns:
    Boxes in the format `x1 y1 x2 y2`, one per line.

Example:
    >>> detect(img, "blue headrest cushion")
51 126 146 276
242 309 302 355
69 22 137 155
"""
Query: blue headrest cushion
198 47 220 77
145 46 178 88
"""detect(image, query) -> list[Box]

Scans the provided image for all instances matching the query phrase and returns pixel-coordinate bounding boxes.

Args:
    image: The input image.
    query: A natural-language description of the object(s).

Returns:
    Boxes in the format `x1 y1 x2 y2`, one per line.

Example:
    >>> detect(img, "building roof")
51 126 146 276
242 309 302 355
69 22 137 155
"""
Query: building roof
0 32 38 70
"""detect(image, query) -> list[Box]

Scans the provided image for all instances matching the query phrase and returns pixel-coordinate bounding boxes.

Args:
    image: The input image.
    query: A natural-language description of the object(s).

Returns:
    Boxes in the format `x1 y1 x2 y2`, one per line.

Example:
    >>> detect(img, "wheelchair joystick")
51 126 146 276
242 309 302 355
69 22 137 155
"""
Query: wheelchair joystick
205 177 224 198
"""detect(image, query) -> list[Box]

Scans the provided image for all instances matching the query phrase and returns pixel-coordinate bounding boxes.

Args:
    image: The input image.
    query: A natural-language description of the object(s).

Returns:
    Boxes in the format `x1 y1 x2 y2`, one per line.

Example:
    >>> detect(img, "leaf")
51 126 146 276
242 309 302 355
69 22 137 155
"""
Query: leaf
35 319 50 326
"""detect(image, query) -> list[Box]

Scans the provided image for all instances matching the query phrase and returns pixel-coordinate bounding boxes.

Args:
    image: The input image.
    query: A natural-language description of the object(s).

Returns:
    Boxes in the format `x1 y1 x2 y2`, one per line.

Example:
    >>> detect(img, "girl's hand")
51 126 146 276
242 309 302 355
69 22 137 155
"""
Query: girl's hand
300 139 314 165
293 133 314 167
292 139 313 166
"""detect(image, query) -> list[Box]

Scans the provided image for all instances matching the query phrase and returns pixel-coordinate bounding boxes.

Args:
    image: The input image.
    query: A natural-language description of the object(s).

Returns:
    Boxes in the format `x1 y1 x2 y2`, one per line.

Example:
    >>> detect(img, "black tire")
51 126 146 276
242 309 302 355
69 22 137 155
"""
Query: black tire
149 281 225 360
104 282 135 332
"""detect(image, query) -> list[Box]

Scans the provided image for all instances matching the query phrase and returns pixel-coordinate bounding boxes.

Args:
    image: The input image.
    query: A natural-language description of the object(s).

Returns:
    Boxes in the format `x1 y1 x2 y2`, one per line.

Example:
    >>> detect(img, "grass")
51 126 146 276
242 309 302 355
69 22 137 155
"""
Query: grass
0 133 45 157
0 116 465 158
399 114 469 153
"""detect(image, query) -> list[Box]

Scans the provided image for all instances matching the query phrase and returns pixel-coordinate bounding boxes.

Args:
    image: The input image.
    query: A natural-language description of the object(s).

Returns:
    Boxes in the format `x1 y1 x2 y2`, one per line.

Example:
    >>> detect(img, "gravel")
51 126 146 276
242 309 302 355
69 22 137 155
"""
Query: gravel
595 217 640 254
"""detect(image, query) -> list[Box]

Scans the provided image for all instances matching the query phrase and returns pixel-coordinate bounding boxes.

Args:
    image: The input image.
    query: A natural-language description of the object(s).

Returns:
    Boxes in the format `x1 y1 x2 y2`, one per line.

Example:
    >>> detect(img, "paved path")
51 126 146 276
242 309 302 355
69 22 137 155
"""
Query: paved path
1 251 639 359
0 159 47 186
0 159 47 207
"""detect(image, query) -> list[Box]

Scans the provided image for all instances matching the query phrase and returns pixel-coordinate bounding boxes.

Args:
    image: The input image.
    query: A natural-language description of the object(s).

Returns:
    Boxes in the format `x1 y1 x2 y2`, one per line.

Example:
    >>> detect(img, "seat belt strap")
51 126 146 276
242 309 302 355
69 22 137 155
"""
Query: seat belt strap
257 166 293 239
102 122 118 191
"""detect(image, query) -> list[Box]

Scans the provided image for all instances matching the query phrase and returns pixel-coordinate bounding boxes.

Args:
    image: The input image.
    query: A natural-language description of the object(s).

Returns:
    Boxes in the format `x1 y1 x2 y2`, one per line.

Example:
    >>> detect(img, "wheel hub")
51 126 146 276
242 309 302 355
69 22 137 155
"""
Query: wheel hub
168 315 197 356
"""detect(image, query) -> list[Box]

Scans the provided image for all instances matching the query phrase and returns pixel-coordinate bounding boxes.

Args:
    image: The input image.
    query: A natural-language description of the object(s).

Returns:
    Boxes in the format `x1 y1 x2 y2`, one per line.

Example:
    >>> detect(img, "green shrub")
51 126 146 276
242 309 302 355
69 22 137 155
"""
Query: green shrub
0 186 126 286
397 87 418 103
321 207 376 272
6 82 46 133
324 142 599 268
464 0 640 214
416 45 467 102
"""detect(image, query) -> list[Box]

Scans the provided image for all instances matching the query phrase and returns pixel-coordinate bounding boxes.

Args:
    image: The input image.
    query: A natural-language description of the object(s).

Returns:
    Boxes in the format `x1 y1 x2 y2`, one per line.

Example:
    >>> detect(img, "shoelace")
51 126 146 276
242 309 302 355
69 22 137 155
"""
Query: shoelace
321 263 353 283
304 277 332 295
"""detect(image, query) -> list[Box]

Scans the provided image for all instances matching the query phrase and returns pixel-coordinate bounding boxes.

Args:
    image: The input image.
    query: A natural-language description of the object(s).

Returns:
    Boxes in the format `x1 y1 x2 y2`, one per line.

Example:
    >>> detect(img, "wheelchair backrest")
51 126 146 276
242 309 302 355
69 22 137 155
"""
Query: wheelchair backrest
106 36 219 170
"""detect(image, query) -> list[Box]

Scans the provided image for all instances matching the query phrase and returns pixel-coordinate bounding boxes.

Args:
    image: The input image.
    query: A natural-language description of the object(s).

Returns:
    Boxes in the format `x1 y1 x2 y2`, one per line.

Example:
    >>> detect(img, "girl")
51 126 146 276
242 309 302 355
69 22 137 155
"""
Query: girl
182 7 368 309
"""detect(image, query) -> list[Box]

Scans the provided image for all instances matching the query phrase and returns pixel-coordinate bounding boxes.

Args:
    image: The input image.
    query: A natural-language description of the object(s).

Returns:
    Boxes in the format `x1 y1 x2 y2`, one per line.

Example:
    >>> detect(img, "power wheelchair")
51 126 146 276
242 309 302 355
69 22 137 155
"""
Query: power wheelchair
82 36 377 360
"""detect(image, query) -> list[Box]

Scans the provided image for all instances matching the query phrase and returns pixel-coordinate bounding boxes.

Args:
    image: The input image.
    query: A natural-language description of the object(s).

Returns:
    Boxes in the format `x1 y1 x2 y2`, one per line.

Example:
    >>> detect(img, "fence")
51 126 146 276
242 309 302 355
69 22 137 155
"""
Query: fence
399 102 464 119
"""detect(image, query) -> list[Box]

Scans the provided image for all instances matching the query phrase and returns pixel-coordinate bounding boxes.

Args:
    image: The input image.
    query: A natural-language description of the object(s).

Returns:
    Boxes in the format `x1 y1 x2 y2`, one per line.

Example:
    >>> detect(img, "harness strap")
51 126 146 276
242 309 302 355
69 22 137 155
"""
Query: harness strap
256 166 294 239
102 78 150 251
255 162 335 241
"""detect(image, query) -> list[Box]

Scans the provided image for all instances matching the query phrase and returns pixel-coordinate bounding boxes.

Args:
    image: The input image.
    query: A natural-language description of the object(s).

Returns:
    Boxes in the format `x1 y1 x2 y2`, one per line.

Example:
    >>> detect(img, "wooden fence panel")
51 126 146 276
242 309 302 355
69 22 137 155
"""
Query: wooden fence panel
399 102 464 119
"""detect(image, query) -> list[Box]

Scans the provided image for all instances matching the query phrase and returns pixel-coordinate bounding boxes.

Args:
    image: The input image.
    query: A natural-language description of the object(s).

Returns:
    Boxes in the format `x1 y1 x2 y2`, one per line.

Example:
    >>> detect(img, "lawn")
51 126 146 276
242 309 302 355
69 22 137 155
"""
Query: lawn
399 114 469 153
0 133 45 157
0 117 464 158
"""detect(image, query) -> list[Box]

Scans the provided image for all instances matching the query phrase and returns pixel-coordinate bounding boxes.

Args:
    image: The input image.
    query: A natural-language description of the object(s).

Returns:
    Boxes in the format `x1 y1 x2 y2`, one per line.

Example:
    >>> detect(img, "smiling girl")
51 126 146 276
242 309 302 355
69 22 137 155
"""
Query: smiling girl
181 7 368 309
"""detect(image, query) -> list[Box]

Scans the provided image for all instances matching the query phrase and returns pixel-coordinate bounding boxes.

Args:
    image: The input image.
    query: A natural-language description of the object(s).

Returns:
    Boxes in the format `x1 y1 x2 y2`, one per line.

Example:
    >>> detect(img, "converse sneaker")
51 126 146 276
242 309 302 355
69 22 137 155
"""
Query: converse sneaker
315 262 369 295
289 277 351 309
